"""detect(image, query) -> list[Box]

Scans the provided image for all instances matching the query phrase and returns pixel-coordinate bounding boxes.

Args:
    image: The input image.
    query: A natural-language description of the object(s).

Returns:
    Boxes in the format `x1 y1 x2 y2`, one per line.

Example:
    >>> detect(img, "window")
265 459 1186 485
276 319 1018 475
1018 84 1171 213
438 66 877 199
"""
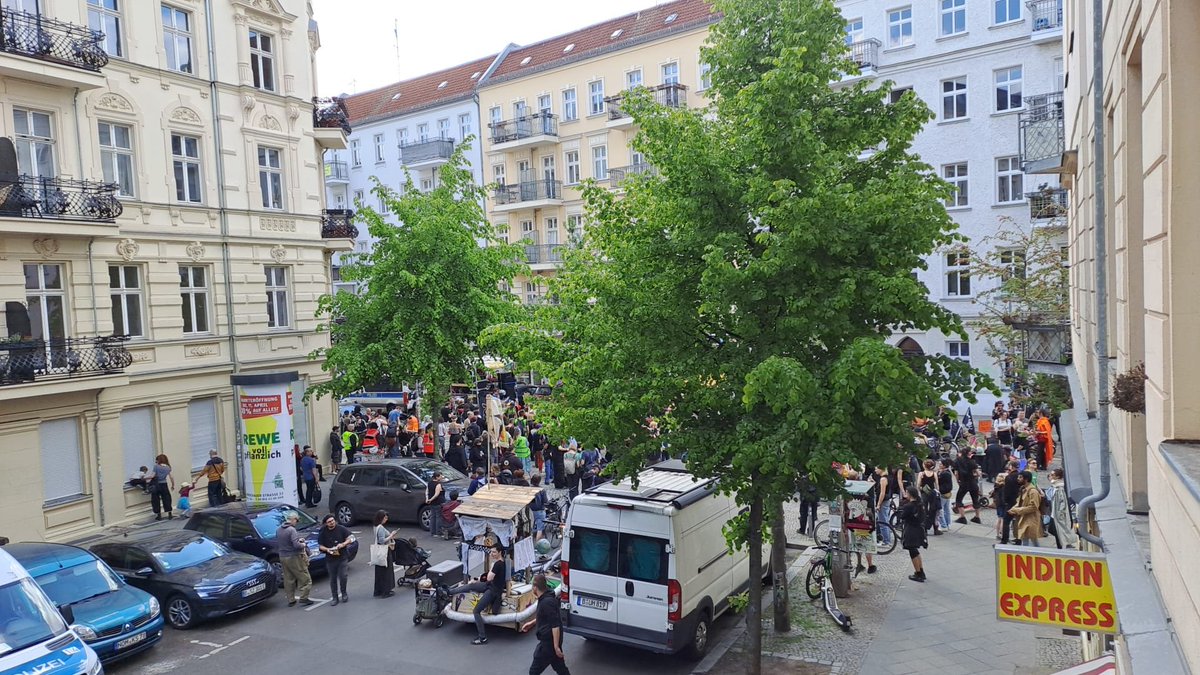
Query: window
489 106 502 126
378 192 387 209
943 162 969 207
520 219 536 244
13 108 55 178
570 528 618 576
492 163 506 185
996 156 1023 203
995 66 1023 111
887 7 913 47
566 214 582 244
889 86 913 104
513 101 527 119
41 418 83 504
353 189 364 204
545 217 559 245
257 146 283 210
24 263 67 347
947 341 971 360
945 250 971 296
844 17 864 46
162 5 192 73
525 280 540 305
121 407 156 488
350 139 361 167
562 89 577 121
564 150 580 184
438 118 451 139
264 266 289 328
98 122 135 198
941 78 967 120
619 534 669 584
109 265 143 337
536 95 551 117
941 0 966 36
180 265 210 334
699 61 712 90
994 0 1021 24
458 114 471 141
588 81 605 115
248 30 275 91
228 519 255 539
371 133 383 163
188 398 218 472
592 145 608 179
171 133 201 203
661 62 679 85
626 69 642 90
417 123 429 141
999 249 1027 280
542 155 556 182
87 0 123 57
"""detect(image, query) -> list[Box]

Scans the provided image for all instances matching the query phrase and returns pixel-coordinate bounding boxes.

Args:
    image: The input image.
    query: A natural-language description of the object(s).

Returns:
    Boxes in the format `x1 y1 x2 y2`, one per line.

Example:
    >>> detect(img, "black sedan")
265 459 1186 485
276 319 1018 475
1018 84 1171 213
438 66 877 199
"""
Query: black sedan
184 503 358 583
90 530 276 630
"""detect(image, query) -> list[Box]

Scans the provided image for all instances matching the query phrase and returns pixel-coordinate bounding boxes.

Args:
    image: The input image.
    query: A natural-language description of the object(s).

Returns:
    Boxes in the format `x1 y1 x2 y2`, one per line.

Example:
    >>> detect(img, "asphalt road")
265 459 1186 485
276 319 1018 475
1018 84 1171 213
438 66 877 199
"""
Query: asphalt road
104 518 736 675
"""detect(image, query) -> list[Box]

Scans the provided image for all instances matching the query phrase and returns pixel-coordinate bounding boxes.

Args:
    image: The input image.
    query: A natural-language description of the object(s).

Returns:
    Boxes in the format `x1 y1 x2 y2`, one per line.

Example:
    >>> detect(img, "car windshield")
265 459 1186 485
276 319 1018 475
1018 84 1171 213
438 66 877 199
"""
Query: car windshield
0 578 69 657
151 538 229 572
406 459 466 482
251 509 318 537
34 560 122 607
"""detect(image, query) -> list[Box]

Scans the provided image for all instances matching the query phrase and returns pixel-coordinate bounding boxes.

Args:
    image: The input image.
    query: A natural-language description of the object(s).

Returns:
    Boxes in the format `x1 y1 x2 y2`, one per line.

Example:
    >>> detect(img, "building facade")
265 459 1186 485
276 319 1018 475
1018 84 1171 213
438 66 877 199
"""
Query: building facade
835 0 1065 412
0 0 342 542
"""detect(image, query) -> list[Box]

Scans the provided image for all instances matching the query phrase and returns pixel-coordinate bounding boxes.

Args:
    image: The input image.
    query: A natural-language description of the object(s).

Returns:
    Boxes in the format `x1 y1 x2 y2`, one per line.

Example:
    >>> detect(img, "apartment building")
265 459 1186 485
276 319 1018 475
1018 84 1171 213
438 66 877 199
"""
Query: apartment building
0 0 343 542
835 0 1065 411
475 0 717 304
1059 0 1198 670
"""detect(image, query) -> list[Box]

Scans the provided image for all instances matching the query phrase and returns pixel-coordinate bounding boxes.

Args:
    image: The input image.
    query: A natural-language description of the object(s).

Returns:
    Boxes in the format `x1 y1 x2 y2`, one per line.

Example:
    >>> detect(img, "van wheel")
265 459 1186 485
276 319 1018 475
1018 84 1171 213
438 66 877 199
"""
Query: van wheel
683 611 711 660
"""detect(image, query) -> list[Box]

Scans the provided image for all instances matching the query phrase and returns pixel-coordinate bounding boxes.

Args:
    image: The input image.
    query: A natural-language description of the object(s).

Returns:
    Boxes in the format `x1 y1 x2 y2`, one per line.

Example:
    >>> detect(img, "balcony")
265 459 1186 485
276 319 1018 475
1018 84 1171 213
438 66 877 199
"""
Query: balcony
0 175 123 237
608 163 658 189
522 243 567 269
1028 187 1068 221
321 208 358 251
488 113 558 152
312 96 350 150
324 159 349 184
400 138 455 168
492 180 562 213
1027 0 1063 43
847 39 882 76
1019 92 1069 174
0 337 131 400
605 84 688 128
0 10 108 89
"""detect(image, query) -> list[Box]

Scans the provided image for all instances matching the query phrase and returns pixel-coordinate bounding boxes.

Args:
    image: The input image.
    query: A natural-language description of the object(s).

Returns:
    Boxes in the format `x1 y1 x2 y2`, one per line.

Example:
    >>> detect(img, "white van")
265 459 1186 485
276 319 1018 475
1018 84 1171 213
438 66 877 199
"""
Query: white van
560 460 762 659
0 547 102 675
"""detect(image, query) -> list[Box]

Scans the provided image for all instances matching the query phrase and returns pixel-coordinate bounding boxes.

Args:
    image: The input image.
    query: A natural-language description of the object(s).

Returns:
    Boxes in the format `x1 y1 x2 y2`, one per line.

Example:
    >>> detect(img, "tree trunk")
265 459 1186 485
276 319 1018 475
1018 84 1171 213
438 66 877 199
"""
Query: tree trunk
770 499 790 632
745 494 763 675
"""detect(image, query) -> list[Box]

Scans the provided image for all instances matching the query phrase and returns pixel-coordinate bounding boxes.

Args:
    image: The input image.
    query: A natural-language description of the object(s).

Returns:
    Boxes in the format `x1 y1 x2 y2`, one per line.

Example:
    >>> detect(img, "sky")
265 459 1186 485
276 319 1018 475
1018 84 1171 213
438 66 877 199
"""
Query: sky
312 0 676 97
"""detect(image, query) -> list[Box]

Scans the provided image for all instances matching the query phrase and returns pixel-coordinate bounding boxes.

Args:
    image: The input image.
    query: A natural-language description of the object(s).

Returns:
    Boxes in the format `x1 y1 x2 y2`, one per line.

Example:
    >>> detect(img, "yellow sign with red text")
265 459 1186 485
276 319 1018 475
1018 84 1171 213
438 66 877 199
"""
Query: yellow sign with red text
995 546 1118 634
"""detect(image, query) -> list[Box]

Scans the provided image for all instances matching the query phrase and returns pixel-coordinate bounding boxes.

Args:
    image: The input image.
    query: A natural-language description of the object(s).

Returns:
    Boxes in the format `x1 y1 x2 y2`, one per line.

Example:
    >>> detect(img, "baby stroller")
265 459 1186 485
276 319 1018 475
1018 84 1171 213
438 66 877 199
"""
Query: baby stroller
413 577 451 627
393 537 431 588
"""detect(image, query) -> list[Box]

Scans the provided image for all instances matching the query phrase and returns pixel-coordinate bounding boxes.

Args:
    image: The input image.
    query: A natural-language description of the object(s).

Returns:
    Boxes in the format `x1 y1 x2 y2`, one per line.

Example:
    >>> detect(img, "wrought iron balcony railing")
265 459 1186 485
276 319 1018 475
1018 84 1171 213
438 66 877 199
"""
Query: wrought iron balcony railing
848 38 882 70
0 175 122 221
400 138 455 165
1018 92 1065 172
608 163 658 188
0 9 108 71
606 83 689 120
1028 187 1068 220
313 96 351 134
488 112 557 144
324 160 348 182
1028 0 1063 33
522 243 567 265
1014 322 1071 365
321 209 358 239
0 336 131 386
494 179 562 205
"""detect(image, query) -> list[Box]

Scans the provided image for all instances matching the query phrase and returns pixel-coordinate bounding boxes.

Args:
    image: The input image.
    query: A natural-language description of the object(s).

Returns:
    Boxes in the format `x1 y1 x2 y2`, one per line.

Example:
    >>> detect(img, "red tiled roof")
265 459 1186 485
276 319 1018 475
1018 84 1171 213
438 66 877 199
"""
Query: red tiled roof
483 0 717 84
343 53 499 125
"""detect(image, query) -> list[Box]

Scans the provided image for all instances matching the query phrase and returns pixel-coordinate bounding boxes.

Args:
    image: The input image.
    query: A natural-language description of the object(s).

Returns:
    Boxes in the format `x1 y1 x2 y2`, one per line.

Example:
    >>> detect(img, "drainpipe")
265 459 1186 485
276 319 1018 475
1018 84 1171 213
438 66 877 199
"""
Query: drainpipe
1076 0 1110 549
88 235 106 526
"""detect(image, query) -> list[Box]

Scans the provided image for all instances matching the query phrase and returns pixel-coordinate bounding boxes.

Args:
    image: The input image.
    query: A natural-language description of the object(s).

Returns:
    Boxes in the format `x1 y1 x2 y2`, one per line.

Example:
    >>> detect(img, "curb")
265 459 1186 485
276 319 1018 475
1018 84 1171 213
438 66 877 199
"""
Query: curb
691 546 819 674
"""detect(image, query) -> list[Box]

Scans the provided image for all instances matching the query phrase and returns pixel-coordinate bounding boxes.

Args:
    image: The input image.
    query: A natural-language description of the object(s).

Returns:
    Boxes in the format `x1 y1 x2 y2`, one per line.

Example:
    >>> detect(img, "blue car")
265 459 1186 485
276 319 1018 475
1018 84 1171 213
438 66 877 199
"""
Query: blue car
6 542 164 664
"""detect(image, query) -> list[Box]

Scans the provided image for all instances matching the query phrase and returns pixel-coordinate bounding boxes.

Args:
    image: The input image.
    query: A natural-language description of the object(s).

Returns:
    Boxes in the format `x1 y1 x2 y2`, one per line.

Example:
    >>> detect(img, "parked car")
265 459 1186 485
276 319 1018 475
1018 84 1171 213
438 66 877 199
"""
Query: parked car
89 530 276 630
0 547 102 675
6 542 163 664
514 383 552 405
329 457 469 529
184 502 358 583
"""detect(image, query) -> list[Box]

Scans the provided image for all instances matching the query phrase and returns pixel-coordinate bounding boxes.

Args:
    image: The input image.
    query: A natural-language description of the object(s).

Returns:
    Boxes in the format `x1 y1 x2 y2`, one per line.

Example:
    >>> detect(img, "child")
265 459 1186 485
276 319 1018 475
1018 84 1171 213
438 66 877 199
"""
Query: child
127 466 153 493
177 483 193 517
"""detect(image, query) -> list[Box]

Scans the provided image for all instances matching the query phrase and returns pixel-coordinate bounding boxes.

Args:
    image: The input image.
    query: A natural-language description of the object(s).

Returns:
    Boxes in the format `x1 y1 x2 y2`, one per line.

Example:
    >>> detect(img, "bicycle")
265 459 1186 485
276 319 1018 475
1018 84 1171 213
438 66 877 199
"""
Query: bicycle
542 494 571 549
812 519 897 555
805 543 853 632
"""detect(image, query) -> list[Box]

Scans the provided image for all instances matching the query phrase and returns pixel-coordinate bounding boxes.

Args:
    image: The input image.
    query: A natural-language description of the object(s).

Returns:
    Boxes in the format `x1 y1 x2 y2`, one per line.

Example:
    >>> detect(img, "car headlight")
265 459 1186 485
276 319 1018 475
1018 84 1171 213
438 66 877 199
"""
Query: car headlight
148 596 161 619
72 624 97 640
87 657 103 675
195 584 229 598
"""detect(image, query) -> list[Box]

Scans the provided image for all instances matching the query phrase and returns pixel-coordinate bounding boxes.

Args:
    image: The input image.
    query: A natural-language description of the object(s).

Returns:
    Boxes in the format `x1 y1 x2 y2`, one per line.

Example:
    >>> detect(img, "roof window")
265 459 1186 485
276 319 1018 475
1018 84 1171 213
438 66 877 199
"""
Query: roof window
664 13 677 24
438 81 448 89
391 93 401 100
471 71 481 79
611 29 623 39
563 43 575 53
520 56 532 65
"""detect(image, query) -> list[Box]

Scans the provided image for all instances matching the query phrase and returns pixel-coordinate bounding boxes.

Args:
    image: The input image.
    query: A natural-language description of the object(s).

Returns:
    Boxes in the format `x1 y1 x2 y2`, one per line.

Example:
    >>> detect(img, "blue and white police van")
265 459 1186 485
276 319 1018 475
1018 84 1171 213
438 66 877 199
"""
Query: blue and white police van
0 547 102 675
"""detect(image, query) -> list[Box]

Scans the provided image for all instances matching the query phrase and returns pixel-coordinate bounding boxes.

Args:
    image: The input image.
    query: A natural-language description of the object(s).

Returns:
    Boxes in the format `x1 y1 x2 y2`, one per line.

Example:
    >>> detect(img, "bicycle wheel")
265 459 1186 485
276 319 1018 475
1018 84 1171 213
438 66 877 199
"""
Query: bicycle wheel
546 520 564 549
805 562 825 599
874 523 898 555
811 519 829 545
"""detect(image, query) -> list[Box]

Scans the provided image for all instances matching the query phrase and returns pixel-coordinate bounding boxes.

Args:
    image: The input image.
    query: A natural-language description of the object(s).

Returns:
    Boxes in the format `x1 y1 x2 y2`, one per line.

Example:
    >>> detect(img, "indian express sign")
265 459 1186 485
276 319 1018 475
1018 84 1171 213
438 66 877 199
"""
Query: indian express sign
995 546 1118 633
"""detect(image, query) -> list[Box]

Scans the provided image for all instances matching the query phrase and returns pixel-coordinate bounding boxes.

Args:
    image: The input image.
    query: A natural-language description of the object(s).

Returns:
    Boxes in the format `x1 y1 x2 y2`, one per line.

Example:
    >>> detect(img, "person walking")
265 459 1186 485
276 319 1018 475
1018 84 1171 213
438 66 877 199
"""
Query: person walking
342 423 359 466
425 471 446 538
150 454 175 521
1033 411 1055 466
371 510 396 599
999 461 1021 544
953 449 984 524
897 486 927 582
1005 470 1044 546
277 512 313 606
917 459 942 535
936 459 954 531
195 449 225 507
522 573 571 674
448 545 507 645
317 513 353 604
796 475 819 537
300 449 319 507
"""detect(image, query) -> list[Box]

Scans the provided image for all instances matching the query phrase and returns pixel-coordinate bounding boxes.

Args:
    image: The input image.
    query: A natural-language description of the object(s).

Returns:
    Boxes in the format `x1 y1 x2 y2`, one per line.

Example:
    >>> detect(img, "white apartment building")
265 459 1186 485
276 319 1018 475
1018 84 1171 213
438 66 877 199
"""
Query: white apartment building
836 0 1065 412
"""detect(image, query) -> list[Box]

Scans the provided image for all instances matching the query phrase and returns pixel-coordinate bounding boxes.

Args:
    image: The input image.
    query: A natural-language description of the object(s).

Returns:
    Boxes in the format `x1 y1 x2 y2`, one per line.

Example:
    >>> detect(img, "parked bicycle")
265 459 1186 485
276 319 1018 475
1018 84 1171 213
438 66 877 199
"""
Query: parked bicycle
542 493 571 549
812 517 897 555
805 543 853 632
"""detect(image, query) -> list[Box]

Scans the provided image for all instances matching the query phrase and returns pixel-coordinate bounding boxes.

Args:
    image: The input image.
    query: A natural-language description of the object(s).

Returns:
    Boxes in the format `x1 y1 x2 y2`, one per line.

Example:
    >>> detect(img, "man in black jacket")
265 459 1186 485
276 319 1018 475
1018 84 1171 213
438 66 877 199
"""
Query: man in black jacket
953 449 983 524
522 573 570 674
999 461 1021 544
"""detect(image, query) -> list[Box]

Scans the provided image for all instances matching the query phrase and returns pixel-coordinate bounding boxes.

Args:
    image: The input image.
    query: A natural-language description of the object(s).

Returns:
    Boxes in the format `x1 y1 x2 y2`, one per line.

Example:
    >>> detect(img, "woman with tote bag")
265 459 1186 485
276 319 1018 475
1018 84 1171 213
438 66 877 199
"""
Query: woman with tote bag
372 510 396 598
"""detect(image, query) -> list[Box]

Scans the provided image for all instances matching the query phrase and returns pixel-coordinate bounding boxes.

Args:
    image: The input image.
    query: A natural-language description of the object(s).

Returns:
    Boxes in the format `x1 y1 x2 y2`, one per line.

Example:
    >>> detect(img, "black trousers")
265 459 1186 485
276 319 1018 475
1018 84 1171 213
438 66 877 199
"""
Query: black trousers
206 480 224 506
955 481 981 512
529 639 570 675
303 478 318 506
798 499 818 535
151 483 172 515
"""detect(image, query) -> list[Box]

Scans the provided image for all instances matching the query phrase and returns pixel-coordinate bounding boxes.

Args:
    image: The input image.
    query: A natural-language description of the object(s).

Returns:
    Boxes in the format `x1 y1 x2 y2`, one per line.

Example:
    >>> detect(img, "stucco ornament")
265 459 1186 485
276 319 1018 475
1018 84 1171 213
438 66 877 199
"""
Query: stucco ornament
269 244 287 263
170 107 202 125
116 238 139 261
186 241 206 262
259 115 282 131
32 237 59 258
95 93 133 112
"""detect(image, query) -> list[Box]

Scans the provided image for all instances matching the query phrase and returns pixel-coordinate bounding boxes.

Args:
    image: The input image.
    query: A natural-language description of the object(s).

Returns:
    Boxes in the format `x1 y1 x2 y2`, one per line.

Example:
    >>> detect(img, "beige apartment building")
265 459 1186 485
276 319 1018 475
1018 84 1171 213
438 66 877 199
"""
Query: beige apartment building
0 0 345 542
476 0 717 303
1059 0 1198 670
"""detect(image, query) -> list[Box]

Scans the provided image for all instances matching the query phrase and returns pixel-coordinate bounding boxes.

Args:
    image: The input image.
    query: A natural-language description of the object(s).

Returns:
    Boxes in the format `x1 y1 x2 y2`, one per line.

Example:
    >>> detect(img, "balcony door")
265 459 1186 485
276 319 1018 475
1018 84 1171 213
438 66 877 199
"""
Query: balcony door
20 263 69 373
2 0 40 13
521 220 538 262
542 156 556 198
517 160 534 200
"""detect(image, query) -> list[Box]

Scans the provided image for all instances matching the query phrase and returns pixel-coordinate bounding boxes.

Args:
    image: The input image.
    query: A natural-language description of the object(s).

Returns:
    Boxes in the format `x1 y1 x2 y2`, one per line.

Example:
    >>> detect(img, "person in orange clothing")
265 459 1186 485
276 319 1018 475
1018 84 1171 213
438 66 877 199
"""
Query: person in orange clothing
1034 412 1054 466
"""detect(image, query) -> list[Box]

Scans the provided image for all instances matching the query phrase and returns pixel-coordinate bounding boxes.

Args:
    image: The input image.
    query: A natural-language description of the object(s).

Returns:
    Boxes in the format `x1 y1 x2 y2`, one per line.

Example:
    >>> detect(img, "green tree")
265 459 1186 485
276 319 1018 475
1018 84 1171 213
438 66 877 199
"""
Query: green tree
484 1 991 670
308 143 523 403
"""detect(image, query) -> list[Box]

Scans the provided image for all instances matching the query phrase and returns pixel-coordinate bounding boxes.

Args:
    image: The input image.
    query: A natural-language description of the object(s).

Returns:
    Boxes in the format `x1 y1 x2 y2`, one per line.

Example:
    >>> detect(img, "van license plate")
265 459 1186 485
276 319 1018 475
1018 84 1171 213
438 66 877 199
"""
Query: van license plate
116 632 146 649
577 596 609 611
242 583 267 597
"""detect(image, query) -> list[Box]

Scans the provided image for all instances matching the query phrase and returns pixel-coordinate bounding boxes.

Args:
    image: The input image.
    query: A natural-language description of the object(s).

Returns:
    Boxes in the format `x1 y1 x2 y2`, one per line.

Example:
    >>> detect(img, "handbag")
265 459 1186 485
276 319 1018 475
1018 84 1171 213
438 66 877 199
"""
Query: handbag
369 543 390 566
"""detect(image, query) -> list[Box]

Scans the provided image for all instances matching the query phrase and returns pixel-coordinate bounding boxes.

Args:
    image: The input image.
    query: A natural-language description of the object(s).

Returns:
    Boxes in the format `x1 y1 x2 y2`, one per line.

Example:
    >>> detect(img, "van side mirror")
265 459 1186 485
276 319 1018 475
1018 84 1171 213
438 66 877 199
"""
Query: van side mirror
58 604 75 625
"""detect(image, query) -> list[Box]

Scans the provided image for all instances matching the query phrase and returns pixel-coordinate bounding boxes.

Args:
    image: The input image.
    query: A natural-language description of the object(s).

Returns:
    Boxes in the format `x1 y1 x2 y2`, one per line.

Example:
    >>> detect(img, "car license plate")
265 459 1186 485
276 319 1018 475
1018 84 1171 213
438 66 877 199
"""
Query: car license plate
116 632 146 649
242 582 267 597
577 595 609 611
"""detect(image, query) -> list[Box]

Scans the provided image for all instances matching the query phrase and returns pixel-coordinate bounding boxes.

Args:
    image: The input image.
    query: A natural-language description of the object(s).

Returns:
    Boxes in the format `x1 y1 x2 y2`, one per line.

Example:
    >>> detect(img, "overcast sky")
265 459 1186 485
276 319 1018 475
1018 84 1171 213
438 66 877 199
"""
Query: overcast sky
312 0 676 96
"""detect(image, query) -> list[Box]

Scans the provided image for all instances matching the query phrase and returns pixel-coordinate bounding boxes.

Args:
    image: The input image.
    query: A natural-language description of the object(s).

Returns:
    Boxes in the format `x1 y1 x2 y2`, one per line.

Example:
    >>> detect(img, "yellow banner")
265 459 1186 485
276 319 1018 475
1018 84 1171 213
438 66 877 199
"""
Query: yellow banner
995 546 1118 634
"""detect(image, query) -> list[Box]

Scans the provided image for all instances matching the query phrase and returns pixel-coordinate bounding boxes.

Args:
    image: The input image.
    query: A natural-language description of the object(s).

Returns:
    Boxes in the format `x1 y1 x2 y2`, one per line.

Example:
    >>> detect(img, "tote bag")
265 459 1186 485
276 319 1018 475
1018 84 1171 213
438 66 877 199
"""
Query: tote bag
370 543 391 566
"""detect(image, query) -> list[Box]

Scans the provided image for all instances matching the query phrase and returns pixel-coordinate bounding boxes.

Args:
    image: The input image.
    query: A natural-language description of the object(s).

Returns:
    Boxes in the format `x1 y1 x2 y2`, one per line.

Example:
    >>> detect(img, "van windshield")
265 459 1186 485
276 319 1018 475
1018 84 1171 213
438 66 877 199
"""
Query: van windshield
0 578 69 657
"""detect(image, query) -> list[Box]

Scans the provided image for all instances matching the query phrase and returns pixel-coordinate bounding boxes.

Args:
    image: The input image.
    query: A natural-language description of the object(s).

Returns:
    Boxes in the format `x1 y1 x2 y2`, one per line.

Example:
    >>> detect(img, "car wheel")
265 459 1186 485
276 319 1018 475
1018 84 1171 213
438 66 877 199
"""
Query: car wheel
682 610 711 660
418 506 432 532
335 502 355 526
166 595 196 630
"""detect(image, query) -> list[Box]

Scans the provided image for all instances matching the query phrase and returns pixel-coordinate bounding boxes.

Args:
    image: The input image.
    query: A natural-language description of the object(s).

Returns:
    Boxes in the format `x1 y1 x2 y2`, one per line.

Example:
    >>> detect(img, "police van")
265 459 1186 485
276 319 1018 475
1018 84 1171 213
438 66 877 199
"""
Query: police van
559 460 765 659
0 547 102 674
